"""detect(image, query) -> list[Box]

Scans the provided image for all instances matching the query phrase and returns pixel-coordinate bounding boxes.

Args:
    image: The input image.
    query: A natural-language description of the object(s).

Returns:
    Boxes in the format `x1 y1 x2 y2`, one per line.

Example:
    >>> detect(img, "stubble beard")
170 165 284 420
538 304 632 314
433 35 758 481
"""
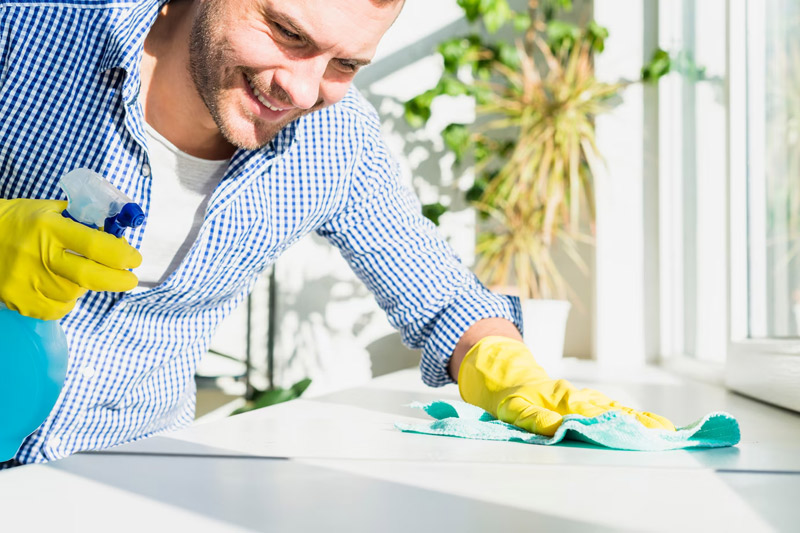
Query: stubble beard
187 1 301 151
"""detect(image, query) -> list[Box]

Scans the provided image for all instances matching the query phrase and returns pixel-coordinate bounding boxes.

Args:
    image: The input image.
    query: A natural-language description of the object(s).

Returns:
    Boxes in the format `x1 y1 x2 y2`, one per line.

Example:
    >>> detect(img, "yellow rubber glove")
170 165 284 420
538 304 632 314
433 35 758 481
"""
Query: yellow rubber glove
0 198 142 321
458 336 675 436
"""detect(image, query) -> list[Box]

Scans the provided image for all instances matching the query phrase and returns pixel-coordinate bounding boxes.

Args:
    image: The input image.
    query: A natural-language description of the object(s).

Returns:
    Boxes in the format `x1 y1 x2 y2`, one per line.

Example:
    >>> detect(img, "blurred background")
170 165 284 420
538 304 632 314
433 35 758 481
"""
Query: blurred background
195 0 800 418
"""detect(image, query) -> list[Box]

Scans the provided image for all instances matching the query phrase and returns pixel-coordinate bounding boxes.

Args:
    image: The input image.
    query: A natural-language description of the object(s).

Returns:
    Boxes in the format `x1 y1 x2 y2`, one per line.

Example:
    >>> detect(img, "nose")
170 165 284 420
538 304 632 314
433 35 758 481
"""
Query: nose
272 56 329 110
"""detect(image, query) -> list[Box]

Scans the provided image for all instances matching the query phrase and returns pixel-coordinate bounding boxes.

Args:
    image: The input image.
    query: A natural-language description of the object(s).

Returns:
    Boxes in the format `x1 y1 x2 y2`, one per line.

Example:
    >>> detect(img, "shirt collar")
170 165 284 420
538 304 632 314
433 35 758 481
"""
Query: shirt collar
98 0 169 102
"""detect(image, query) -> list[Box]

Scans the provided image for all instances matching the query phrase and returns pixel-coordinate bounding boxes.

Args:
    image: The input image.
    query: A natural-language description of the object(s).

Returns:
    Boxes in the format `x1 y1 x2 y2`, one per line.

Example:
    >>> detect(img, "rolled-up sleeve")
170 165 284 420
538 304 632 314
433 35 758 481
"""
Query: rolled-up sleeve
316 119 522 387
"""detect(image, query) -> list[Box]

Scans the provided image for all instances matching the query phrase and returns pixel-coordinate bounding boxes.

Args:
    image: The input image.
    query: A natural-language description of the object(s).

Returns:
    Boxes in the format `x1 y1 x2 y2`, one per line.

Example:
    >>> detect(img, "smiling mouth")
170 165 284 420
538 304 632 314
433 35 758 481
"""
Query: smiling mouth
244 73 287 112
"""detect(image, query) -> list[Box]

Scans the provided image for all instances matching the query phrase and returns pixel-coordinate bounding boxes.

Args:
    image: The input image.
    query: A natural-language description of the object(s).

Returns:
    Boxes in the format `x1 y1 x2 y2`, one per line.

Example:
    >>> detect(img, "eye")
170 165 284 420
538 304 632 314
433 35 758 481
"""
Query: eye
336 59 360 73
273 22 301 42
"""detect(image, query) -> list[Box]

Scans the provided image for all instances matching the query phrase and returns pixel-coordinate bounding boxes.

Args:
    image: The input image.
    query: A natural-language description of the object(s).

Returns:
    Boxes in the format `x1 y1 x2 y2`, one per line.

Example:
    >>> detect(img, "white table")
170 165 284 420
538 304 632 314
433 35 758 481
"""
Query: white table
1 362 798 532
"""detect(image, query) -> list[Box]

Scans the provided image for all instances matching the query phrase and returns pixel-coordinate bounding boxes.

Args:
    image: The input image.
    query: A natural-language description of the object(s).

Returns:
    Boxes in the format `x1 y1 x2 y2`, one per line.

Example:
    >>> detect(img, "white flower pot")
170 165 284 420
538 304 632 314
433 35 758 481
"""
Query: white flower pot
521 299 571 374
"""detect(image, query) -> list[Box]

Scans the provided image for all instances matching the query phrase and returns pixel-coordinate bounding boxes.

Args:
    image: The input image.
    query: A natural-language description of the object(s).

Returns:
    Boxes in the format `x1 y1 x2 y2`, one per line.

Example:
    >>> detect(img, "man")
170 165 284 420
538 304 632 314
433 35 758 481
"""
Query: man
0 0 674 466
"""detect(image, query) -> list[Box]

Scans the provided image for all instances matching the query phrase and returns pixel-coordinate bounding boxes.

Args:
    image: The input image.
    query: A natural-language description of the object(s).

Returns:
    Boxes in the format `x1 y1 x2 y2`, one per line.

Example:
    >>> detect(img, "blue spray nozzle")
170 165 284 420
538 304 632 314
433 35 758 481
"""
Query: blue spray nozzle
104 203 145 238
118 203 145 227
59 168 145 237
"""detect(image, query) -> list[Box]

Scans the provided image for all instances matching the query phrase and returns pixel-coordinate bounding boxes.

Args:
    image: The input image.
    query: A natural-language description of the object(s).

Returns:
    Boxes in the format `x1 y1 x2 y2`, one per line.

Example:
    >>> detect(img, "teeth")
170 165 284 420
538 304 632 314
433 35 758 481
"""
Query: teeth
246 74 284 112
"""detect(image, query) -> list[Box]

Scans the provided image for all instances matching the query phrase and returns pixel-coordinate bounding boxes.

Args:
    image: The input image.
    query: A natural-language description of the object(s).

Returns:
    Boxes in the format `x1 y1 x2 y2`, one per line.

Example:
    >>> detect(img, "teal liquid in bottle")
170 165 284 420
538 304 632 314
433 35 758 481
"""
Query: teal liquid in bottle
0 168 144 461
0 305 69 460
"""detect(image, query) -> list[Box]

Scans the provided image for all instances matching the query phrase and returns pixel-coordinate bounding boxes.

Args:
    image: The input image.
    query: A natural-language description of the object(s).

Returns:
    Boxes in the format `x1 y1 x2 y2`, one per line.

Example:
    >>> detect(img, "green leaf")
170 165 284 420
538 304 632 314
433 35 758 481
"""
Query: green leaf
290 377 312 396
206 349 246 364
540 0 573 21
513 13 532 33
474 140 492 165
467 168 501 205
494 41 520 70
405 78 470 129
499 140 515 158
475 63 492 80
438 76 470 97
252 388 295 409
466 177 488 203
422 202 448 226
641 48 671 83
230 378 313 415
457 0 483 22
438 36 483 74
442 123 471 161
550 0 573 10
482 0 514 34
547 20 581 51
438 38 466 74
586 20 609 53
404 88 438 128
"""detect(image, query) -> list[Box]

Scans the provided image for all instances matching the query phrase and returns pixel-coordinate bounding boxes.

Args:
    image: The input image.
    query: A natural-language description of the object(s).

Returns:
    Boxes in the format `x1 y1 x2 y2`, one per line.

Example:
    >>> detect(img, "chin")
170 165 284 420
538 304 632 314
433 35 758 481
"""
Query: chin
219 113 283 151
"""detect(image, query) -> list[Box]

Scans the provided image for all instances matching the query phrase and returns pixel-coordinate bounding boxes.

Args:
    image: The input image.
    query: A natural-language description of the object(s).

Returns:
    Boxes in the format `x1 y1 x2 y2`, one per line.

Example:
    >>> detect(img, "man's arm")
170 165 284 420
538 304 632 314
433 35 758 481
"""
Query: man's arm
448 317 521 381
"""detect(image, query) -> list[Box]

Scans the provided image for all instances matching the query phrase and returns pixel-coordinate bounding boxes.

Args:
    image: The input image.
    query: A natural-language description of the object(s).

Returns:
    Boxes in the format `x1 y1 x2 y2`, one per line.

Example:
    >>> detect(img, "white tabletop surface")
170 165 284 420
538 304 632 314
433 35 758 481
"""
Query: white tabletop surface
1 361 798 532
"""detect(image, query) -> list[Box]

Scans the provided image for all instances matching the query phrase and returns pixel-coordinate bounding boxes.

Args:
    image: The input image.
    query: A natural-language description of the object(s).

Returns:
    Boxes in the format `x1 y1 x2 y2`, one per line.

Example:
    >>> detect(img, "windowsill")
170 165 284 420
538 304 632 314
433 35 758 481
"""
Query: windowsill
659 350 800 414
726 347 800 413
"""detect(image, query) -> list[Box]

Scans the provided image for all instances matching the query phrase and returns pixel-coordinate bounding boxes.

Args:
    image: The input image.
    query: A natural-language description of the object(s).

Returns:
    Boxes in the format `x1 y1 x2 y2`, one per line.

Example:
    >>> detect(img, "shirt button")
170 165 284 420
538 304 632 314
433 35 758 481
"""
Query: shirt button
81 365 96 379
49 436 62 447
142 163 151 177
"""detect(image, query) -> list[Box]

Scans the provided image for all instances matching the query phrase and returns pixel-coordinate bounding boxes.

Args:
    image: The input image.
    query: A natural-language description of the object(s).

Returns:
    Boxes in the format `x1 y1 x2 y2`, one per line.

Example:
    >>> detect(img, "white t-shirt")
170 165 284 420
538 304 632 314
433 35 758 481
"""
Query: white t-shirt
134 123 229 289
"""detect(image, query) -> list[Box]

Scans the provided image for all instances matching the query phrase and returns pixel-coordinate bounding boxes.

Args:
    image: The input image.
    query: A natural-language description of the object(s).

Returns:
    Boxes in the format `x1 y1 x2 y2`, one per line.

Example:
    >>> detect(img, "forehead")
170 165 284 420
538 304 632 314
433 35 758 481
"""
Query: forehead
259 0 402 57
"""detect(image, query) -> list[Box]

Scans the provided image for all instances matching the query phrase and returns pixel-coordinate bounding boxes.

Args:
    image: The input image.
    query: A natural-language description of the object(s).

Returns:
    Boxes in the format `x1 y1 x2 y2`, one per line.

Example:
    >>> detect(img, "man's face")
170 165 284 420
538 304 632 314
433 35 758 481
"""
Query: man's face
189 0 402 151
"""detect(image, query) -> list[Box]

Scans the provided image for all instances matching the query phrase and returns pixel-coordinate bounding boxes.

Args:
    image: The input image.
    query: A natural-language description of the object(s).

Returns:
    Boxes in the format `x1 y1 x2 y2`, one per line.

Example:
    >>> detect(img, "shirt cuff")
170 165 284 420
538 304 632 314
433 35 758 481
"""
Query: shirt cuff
420 284 523 387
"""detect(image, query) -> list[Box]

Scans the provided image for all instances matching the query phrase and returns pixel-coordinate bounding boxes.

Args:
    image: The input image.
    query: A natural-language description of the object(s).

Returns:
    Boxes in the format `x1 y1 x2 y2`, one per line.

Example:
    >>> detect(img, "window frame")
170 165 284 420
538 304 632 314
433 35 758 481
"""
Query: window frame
656 0 727 369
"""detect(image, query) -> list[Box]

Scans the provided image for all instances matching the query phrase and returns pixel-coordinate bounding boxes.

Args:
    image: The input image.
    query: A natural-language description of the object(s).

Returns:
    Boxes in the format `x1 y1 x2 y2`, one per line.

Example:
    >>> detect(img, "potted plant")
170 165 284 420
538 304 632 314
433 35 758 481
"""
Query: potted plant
405 0 668 367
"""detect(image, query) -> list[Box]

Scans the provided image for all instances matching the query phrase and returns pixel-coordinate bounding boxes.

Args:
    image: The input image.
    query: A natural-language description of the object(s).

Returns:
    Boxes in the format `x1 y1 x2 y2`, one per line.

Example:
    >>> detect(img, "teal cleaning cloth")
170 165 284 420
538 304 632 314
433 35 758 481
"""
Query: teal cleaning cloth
395 400 740 451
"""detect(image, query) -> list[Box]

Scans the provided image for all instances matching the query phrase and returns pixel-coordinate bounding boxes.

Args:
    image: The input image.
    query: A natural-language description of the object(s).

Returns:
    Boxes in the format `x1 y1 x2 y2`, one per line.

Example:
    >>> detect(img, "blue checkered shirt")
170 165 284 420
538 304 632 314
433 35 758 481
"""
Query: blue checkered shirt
0 0 521 464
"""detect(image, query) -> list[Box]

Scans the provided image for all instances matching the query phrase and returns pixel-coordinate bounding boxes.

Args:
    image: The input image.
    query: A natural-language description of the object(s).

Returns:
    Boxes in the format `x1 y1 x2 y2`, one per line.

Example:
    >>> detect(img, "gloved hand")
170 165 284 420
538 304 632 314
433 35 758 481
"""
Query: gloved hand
0 198 142 321
458 336 676 436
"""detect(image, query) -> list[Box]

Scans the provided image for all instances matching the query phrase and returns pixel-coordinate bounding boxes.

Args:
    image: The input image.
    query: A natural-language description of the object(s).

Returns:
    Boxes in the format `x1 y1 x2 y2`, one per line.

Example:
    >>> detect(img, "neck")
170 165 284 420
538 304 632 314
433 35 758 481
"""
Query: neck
141 0 235 160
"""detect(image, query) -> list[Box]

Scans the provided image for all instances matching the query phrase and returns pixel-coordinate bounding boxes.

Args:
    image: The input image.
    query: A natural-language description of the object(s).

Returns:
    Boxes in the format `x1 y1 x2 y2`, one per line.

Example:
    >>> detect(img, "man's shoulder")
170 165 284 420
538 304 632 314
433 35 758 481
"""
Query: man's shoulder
0 0 160 70
295 86 384 155
334 86 382 126
0 0 140 8
309 87 382 136
0 0 156 24
282 86 392 181
0 0 151 26
0 0 143 6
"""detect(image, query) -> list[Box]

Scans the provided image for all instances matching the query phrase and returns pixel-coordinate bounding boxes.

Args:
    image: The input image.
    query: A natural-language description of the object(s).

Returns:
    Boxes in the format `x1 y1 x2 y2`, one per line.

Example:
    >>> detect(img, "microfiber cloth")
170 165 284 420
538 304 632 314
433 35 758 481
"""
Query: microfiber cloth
395 400 740 451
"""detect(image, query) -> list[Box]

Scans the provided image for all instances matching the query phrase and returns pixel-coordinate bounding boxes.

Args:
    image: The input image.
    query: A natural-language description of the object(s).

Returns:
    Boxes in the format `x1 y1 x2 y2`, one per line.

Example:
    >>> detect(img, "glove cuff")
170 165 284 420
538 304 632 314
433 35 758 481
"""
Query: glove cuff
457 335 549 417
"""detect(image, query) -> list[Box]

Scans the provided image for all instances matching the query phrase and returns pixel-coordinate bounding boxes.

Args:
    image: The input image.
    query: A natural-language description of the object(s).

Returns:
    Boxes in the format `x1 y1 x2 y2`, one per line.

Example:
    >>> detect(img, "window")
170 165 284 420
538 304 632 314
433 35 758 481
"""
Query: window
726 0 800 411
655 0 800 411
744 0 800 339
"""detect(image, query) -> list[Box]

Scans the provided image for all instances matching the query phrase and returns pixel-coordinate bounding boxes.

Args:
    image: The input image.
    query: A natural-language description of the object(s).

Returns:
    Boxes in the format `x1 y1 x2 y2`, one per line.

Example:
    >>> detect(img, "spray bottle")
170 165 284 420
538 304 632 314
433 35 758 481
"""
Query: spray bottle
0 168 144 461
